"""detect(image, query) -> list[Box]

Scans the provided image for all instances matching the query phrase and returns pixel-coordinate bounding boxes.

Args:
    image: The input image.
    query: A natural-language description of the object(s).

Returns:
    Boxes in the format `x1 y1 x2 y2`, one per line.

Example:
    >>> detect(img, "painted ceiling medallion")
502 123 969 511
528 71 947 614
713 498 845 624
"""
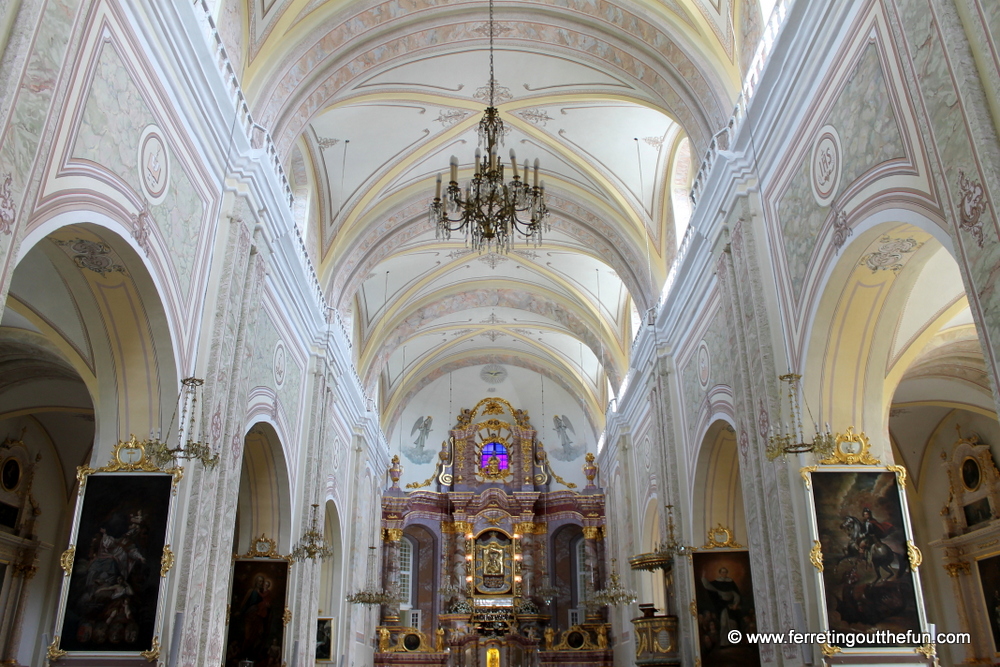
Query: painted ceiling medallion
697 341 711 388
138 125 170 204
480 364 508 384
810 125 841 207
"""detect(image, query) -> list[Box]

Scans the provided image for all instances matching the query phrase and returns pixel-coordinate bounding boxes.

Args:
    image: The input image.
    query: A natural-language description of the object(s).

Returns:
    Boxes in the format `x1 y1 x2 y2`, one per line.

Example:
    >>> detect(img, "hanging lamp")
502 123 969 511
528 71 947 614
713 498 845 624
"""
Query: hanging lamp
429 0 549 252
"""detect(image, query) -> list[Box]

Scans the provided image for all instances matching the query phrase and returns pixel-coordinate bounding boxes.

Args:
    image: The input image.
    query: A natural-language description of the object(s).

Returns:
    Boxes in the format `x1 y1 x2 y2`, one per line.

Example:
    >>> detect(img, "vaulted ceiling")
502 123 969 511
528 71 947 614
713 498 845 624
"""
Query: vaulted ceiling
216 0 763 442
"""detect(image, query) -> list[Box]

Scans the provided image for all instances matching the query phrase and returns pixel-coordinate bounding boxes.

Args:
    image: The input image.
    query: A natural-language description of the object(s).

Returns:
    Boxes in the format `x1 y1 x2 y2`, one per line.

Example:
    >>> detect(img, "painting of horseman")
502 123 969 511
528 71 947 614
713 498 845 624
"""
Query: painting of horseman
810 470 921 645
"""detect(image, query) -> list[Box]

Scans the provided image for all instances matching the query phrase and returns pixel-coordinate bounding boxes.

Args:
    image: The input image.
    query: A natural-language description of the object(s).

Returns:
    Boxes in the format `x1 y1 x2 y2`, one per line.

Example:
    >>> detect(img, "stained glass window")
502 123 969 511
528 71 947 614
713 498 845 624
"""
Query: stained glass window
481 442 508 470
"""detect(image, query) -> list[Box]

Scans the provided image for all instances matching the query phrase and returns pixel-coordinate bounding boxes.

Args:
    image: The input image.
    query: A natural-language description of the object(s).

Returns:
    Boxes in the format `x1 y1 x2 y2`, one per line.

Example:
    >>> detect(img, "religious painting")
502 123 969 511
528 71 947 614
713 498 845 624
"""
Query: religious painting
807 469 921 645
965 497 992 528
1 456 20 491
58 473 173 653
692 550 760 667
315 617 334 661
963 456 983 491
224 543 289 667
976 554 1000 654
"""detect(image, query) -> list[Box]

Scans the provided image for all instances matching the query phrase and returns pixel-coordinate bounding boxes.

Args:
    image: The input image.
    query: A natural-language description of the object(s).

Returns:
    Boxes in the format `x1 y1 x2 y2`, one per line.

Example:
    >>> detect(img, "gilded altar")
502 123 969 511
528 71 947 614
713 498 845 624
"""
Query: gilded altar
376 397 611 667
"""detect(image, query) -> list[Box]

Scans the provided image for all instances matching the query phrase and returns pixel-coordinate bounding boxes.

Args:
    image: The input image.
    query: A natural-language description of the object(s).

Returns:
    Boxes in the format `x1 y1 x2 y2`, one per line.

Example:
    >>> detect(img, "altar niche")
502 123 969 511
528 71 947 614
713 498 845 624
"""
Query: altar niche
475 531 513 596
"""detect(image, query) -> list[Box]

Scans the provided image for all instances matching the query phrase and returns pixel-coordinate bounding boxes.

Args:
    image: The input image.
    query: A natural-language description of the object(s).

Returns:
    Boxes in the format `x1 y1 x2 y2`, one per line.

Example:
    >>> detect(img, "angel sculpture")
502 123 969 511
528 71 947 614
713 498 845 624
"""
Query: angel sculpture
553 415 575 450
411 416 433 452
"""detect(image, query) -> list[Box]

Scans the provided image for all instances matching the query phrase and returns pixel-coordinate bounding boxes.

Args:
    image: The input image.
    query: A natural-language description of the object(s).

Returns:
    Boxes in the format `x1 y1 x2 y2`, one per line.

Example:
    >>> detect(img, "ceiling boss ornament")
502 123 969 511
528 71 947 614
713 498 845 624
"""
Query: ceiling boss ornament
429 0 549 253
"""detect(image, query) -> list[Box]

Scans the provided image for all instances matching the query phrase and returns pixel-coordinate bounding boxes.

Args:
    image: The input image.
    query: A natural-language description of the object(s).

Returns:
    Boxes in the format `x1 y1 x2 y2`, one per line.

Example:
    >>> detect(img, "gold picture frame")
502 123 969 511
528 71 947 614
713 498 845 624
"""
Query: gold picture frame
49 436 182 662
225 533 291 665
801 428 930 658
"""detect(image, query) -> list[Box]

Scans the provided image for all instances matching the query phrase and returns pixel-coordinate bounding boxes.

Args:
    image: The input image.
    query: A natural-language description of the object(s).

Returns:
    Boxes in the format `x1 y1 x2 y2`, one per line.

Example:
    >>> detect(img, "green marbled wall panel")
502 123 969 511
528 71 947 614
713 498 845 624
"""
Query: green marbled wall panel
73 42 205 297
0 0 77 259
250 308 303 424
777 44 906 294
72 43 154 194
680 307 731 443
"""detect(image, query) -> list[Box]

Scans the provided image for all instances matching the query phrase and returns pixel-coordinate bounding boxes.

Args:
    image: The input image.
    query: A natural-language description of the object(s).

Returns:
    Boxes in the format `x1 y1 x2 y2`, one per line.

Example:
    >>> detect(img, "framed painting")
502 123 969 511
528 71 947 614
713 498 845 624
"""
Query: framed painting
316 616 334 661
49 437 182 662
801 428 928 657
976 553 1000 655
690 526 761 667
224 535 290 667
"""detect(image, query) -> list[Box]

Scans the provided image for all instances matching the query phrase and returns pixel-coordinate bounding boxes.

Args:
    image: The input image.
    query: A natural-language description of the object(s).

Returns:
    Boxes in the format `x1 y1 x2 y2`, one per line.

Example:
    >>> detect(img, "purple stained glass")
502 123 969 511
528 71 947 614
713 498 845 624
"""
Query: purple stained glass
481 442 508 470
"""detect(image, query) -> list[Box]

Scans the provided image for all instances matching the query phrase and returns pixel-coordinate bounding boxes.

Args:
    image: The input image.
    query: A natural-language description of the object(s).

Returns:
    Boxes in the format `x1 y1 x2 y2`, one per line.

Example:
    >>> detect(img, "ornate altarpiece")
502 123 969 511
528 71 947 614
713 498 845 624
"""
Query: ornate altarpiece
931 427 1000 664
375 398 612 667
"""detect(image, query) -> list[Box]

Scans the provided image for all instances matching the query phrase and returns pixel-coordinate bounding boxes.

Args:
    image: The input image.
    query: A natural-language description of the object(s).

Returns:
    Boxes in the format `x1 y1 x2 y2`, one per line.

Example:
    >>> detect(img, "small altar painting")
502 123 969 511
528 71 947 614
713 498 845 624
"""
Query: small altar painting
224 559 289 666
693 550 760 666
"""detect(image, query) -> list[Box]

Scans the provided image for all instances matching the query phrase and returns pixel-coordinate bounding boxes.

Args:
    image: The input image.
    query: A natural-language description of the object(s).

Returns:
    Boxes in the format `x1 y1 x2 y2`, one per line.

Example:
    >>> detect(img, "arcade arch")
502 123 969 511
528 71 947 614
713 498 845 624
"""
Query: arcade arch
236 422 293 554
0 221 178 665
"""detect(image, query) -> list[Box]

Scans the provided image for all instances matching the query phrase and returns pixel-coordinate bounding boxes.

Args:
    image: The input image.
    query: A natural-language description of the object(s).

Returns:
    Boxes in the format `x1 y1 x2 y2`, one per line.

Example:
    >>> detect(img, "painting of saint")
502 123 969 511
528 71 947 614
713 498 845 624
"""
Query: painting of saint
810 471 920 645
692 550 760 666
224 559 289 666
316 617 334 661
59 474 172 652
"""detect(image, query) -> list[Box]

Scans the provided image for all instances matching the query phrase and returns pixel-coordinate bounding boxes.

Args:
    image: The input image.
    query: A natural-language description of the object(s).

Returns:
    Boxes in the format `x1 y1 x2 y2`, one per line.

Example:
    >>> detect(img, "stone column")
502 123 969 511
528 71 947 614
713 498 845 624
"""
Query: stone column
382 529 402 625
942 559 976 663
174 211 266 666
582 526 603 621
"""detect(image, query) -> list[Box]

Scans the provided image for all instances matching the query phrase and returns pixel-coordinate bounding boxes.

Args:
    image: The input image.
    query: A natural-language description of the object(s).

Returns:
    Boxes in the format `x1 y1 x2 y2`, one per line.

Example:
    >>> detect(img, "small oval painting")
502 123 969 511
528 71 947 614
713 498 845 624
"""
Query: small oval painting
963 456 981 492
0 458 19 492
402 633 422 651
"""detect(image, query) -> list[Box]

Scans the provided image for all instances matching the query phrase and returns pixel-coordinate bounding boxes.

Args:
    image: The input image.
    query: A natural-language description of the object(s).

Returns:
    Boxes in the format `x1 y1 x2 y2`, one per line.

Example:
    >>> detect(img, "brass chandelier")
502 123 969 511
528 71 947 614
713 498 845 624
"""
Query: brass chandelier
346 546 395 606
290 503 334 562
593 558 638 607
146 377 219 469
429 0 549 252
765 373 836 460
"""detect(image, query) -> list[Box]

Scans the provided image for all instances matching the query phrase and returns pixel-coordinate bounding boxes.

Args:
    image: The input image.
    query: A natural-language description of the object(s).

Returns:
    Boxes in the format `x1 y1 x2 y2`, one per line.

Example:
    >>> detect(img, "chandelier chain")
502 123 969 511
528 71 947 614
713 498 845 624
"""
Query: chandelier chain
489 0 495 106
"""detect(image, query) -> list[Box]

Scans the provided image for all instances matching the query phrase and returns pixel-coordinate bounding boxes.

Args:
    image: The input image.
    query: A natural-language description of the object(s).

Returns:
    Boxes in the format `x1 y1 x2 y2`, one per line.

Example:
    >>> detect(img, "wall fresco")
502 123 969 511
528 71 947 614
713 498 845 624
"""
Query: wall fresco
250 308 303 424
0 0 76 262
